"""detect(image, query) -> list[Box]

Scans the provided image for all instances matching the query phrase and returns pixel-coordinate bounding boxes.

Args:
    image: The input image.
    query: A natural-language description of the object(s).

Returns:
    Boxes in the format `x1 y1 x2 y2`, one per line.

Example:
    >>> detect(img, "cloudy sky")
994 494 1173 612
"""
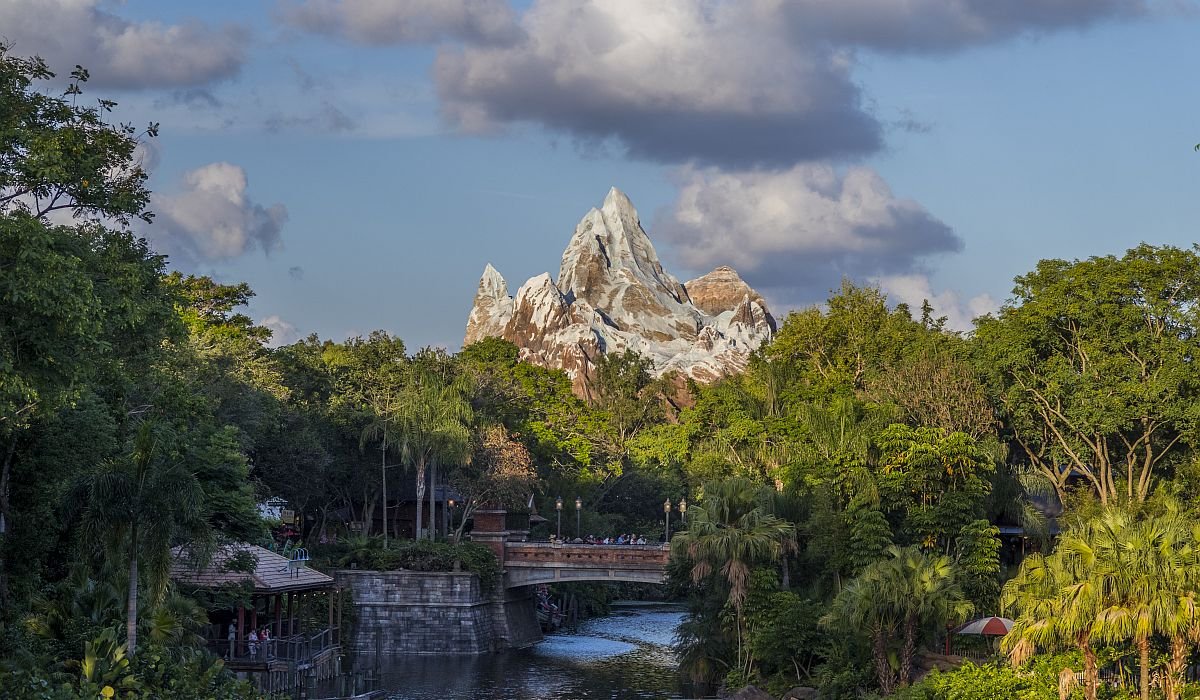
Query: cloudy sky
7 0 1198 346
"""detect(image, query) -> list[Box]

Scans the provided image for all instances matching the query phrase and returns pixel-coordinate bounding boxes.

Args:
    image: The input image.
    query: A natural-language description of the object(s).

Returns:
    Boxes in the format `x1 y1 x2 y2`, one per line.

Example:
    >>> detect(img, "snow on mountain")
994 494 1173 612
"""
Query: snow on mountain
463 188 776 396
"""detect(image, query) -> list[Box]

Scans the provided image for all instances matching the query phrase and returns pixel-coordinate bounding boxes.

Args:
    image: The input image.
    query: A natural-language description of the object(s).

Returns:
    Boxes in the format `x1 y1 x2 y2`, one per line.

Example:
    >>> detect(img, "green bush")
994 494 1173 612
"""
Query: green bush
893 663 1052 700
316 537 501 593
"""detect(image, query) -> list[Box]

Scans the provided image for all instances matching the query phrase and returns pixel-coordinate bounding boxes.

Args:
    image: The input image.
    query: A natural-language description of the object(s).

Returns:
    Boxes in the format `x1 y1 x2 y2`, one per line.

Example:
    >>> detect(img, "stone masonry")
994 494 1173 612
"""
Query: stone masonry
334 569 540 656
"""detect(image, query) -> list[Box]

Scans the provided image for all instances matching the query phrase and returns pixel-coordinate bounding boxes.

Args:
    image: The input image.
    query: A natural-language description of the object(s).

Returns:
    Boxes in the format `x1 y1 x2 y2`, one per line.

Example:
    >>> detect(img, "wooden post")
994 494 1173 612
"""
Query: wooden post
236 605 245 657
336 588 343 644
287 592 295 637
328 590 334 633
250 597 258 639
274 594 283 637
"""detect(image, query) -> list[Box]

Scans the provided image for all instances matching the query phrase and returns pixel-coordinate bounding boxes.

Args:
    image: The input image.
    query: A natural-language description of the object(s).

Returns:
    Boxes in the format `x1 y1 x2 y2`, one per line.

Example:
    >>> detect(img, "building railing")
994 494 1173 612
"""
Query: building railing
206 626 339 665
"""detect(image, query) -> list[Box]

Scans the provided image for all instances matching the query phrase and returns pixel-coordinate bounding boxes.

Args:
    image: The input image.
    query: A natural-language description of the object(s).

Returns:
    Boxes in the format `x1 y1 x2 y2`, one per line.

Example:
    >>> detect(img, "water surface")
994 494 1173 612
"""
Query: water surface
376 604 689 699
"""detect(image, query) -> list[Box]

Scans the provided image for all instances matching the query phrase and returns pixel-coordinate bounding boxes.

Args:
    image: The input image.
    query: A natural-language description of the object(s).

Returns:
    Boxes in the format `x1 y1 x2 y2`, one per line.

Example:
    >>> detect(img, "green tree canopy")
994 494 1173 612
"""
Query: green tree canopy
975 244 1200 504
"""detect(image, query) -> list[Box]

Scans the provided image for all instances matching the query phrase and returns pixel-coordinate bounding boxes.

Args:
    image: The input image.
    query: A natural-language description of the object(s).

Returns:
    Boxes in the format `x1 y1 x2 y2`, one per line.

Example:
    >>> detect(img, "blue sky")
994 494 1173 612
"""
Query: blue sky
7 1 1198 348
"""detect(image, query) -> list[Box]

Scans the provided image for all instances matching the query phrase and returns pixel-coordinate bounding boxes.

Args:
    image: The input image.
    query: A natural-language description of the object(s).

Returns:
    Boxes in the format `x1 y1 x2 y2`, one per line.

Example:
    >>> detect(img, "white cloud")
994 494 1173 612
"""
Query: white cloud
658 164 960 302
876 274 1000 332
427 0 1144 168
0 0 247 89
277 0 519 45
434 0 880 168
260 315 300 347
147 163 287 265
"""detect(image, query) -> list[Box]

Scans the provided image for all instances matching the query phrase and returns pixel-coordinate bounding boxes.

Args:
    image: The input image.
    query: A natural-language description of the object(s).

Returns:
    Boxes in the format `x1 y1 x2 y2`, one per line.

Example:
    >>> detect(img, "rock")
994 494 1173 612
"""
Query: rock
463 188 775 397
724 686 773 700
781 687 819 700
685 265 777 331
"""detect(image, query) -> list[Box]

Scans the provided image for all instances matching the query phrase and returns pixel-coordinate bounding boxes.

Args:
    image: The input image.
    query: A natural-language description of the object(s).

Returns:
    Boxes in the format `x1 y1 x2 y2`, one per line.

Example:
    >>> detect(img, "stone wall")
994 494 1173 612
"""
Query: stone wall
334 570 541 656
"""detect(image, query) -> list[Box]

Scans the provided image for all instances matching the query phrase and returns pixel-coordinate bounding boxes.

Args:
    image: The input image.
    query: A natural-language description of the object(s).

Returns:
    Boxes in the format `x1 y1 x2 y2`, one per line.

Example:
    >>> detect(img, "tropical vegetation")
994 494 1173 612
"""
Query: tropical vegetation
5 42 1200 700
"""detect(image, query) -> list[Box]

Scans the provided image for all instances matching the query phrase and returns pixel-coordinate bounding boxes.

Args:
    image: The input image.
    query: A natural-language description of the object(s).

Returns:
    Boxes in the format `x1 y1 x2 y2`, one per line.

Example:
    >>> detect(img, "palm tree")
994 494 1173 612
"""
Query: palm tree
389 366 473 540
824 546 972 692
1002 506 1200 700
65 421 211 655
1003 541 1102 700
672 478 795 679
1080 509 1195 700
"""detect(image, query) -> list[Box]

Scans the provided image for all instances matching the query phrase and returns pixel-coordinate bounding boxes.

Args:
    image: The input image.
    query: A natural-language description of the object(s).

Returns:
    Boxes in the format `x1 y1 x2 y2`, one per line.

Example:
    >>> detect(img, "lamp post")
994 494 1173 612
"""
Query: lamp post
447 499 456 538
664 498 672 543
575 497 582 540
679 498 687 526
555 497 563 541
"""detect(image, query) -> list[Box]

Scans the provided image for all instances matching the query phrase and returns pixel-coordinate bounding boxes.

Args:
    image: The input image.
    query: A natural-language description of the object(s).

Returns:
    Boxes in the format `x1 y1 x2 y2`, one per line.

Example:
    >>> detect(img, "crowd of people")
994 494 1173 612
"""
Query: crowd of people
547 533 651 545
226 625 276 660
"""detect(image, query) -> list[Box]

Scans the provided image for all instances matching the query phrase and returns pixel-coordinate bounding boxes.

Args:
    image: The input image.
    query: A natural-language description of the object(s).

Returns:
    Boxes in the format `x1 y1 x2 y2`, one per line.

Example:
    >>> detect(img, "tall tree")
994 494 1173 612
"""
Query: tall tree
0 44 166 610
388 360 473 540
975 244 1200 503
673 478 796 680
65 422 210 655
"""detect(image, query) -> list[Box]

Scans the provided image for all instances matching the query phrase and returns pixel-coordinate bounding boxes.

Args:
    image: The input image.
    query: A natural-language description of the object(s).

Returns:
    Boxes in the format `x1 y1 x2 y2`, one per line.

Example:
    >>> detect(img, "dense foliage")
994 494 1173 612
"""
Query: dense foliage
5 44 1200 699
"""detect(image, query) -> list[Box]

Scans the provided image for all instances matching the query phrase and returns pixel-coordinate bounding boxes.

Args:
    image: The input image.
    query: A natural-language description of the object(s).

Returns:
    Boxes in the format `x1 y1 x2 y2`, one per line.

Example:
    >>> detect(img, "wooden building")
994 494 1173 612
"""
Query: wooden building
170 543 343 693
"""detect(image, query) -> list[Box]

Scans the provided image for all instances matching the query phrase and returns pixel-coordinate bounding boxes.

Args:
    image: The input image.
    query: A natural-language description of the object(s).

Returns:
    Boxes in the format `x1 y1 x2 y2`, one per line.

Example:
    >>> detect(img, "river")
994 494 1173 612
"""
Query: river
374 603 691 699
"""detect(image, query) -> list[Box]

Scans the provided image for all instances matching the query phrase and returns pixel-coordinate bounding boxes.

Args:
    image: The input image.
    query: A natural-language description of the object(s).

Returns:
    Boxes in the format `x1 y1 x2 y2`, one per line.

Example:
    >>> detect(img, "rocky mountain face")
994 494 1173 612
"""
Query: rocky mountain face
464 188 776 396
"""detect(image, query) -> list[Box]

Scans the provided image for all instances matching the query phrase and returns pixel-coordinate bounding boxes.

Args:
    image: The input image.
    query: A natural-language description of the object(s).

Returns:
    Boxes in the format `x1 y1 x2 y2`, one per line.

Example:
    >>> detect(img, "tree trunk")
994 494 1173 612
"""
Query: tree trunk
0 437 16 609
1138 637 1150 700
900 615 917 686
127 534 139 655
414 458 425 541
873 626 895 695
1082 640 1098 700
428 458 437 540
1166 635 1188 700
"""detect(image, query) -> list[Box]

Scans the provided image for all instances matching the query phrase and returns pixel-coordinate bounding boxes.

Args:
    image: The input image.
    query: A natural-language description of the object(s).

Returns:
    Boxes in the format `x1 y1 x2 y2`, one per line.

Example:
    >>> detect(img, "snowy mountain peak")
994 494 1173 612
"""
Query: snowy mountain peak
464 189 774 396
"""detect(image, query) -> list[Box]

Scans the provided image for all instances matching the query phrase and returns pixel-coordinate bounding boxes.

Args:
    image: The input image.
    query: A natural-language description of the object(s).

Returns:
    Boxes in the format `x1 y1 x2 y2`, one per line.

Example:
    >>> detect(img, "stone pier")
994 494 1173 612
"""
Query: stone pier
334 569 541 656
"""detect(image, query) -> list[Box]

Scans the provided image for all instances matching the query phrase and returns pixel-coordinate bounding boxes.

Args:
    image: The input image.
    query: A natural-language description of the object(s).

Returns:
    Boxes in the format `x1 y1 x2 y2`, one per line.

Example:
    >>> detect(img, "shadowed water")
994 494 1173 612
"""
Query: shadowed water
375 604 689 699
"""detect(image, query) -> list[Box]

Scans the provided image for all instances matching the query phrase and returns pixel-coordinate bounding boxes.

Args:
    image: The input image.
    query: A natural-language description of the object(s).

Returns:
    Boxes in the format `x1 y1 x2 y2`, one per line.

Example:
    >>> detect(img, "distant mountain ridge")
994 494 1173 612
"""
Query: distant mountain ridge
464 188 775 396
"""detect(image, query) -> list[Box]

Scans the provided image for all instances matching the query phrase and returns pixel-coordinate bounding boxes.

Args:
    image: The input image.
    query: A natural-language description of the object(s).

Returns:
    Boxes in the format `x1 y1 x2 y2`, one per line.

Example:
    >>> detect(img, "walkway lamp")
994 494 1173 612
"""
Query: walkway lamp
575 497 582 539
664 499 672 543
679 498 687 525
556 497 563 540
448 499 456 535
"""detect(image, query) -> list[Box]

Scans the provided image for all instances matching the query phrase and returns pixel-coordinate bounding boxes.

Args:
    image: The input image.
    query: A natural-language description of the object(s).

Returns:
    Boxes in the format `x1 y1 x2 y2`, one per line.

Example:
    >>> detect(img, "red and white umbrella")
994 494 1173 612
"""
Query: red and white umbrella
955 617 1014 636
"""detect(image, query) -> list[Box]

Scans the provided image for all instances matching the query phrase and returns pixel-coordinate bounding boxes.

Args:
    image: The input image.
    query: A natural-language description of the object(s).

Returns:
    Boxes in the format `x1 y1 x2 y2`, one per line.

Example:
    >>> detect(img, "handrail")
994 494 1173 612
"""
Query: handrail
204 625 339 664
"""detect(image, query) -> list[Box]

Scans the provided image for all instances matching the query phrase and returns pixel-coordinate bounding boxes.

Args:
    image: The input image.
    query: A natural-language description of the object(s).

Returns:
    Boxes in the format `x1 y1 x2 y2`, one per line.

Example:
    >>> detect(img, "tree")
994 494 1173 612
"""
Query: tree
449 425 536 542
672 478 796 681
823 546 973 693
1064 508 1192 700
875 425 994 551
954 520 1001 614
0 45 168 611
1002 549 1101 700
0 44 156 225
65 422 211 655
766 280 926 398
974 244 1200 504
332 332 407 541
388 361 473 540
1000 506 1198 700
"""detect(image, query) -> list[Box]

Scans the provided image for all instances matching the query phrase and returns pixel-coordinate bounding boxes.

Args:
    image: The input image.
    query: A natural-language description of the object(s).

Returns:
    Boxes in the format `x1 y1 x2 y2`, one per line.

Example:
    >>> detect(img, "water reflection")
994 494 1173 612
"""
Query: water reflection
376 604 688 699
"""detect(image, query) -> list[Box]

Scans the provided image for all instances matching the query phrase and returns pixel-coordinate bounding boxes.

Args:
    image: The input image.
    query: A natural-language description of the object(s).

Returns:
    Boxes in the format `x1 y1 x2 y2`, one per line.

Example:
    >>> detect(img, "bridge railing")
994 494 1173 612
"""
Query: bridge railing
503 542 669 568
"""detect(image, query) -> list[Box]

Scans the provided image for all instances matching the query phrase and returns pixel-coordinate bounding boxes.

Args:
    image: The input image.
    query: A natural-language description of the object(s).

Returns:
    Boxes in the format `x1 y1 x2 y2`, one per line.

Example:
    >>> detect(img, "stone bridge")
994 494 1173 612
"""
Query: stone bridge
470 509 671 589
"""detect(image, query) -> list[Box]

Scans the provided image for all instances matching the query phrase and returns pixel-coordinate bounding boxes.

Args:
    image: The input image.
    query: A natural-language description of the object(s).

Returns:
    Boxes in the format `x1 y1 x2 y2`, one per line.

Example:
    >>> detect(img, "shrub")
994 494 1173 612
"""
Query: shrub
318 537 501 593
